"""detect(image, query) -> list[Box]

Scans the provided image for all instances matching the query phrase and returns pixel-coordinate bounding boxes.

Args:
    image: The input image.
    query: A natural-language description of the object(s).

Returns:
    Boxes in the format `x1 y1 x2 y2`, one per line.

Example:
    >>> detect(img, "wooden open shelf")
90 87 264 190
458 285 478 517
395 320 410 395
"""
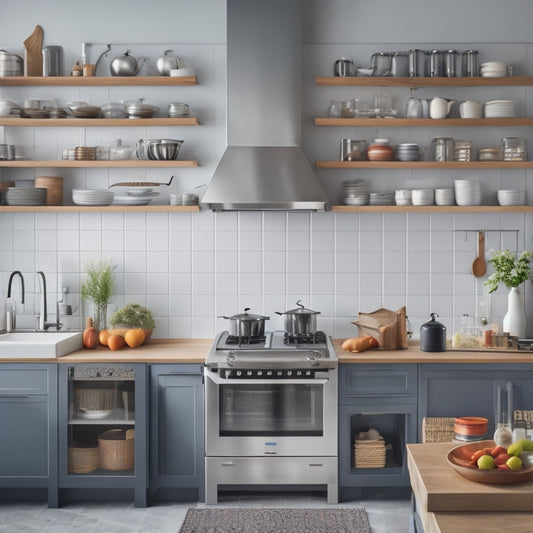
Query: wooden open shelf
0 76 197 87
316 160 533 169
0 205 200 213
331 205 533 213
316 76 533 88
0 160 198 168
0 117 199 127
315 117 533 127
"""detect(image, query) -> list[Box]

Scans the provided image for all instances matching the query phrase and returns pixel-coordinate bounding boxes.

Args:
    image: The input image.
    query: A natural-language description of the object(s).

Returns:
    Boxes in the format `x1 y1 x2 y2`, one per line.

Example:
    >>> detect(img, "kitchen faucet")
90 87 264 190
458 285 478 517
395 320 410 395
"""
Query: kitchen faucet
6 270 25 332
36 271 63 331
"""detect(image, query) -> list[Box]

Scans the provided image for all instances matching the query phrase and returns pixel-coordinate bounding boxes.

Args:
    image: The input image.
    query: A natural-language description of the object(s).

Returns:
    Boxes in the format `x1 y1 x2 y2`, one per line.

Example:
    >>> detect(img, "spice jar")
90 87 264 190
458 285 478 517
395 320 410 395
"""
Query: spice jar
367 138 394 161
71 61 82 77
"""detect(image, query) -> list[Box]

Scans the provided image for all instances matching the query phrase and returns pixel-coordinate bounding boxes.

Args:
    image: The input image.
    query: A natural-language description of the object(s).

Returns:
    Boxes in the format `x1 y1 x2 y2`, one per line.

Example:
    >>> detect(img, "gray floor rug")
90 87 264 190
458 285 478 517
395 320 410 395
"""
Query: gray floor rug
178 507 371 533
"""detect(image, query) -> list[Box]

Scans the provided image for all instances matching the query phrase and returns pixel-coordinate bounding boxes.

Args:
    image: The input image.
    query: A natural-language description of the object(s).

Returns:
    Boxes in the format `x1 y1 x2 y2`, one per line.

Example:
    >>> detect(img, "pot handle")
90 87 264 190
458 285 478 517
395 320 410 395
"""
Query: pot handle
275 311 284 316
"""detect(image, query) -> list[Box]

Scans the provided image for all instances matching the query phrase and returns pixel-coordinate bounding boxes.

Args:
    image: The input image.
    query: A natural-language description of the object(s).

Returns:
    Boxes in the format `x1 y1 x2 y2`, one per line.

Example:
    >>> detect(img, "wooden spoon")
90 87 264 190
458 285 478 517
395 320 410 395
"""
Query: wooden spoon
472 231 487 277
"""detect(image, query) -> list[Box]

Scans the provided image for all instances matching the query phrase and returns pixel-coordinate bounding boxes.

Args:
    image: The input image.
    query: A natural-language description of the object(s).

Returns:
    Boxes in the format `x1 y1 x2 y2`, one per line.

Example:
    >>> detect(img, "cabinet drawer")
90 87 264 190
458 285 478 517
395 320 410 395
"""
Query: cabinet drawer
0 366 50 395
340 364 416 397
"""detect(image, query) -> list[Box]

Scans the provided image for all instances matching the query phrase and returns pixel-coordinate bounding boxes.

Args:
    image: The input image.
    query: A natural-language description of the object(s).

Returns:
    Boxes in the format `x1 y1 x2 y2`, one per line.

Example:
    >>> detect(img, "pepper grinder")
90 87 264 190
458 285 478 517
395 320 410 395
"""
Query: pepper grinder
493 382 513 447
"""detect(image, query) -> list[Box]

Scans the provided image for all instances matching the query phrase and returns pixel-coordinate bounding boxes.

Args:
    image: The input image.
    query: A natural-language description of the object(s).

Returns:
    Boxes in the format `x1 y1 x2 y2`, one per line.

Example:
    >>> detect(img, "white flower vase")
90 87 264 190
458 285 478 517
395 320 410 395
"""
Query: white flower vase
502 286 527 338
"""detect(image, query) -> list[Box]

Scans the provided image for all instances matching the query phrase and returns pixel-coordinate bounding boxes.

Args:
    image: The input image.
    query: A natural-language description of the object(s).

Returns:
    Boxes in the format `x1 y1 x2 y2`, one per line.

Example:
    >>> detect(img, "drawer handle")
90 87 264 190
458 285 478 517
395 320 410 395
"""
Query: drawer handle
0 394 32 398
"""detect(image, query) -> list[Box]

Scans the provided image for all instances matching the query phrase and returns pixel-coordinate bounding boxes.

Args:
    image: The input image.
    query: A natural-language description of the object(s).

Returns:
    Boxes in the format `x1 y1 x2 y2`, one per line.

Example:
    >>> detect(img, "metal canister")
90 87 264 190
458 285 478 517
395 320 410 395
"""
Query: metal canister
42 46 62 76
391 51 409 77
340 139 367 161
444 49 459 77
408 49 427 77
334 58 355 77
462 50 479 77
429 50 443 77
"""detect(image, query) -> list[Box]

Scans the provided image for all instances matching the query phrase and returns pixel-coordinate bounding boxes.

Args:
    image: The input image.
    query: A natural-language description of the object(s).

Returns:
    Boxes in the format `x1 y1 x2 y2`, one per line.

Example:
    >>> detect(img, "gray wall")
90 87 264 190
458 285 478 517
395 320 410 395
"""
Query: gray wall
1 0 532 340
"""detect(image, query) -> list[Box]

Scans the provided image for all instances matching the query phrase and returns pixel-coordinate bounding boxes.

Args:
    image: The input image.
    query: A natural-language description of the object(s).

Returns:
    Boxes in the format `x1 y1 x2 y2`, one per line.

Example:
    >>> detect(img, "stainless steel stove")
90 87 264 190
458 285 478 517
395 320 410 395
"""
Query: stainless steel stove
204 330 338 505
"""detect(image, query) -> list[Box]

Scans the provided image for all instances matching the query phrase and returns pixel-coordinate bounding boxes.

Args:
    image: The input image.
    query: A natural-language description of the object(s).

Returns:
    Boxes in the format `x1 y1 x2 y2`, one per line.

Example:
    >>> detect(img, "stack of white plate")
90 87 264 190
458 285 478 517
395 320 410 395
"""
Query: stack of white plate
454 179 481 206
484 100 515 118
113 189 159 206
369 192 395 206
411 189 434 206
342 179 369 206
497 189 526 206
72 189 114 206
6 187 47 206
481 61 507 78
395 143 420 162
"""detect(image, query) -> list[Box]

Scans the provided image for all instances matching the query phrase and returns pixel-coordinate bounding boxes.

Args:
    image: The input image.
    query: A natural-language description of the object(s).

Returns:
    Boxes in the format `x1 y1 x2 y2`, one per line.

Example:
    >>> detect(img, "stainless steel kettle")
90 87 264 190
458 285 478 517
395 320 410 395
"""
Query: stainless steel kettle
420 313 447 352
110 50 145 76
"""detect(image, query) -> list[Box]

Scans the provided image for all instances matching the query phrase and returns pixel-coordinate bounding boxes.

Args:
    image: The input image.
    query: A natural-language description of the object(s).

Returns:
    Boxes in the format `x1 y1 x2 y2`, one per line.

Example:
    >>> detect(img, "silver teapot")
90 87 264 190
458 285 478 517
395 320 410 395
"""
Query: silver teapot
110 50 145 76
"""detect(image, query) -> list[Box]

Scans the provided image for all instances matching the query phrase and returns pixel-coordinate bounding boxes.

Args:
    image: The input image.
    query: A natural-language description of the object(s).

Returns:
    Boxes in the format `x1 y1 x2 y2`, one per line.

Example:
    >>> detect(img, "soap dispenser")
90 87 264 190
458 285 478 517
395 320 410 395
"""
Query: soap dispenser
420 313 447 352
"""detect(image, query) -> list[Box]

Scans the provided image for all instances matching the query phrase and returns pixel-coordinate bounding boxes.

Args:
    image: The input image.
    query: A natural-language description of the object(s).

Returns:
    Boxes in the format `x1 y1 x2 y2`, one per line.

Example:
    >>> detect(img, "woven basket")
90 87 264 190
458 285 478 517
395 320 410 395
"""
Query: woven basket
68 446 99 473
98 428 134 471
353 438 386 468
422 417 456 443
74 382 119 411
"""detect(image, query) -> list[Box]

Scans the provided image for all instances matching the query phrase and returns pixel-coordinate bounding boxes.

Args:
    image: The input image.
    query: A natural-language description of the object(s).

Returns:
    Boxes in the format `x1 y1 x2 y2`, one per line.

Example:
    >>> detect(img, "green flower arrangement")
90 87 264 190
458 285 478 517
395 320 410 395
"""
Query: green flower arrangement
80 259 116 307
485 250 532 293
109 303 156 330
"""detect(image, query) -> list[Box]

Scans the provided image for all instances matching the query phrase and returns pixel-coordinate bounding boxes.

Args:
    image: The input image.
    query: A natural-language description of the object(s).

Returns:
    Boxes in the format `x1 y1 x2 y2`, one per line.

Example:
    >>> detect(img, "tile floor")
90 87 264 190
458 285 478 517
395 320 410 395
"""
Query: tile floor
0 491 411 532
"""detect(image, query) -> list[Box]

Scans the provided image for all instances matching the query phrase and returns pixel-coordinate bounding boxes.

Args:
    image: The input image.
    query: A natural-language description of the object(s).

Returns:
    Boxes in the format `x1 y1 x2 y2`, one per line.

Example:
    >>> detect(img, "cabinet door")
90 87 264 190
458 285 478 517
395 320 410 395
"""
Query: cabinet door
150 364 204 500
0 364 58 506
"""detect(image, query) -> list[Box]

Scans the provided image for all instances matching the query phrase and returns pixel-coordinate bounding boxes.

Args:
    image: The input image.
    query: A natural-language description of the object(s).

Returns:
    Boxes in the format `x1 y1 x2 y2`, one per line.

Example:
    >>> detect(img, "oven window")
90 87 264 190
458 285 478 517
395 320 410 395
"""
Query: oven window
219 383 323 436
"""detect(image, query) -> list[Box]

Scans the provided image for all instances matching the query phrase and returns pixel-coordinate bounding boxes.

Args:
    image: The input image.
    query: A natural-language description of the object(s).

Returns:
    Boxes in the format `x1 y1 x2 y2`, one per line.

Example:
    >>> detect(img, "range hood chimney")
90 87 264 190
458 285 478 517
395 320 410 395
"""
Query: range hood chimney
201 0 328 211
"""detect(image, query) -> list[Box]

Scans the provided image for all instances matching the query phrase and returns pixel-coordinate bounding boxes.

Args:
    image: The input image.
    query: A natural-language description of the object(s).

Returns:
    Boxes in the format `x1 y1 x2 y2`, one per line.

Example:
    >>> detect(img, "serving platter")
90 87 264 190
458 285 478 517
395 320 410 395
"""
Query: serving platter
446 440 533 484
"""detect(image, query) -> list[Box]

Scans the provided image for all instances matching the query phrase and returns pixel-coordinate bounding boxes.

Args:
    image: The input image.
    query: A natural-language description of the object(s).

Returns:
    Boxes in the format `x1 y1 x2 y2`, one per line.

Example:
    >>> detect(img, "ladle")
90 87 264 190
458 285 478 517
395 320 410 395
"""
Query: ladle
472 231 487 277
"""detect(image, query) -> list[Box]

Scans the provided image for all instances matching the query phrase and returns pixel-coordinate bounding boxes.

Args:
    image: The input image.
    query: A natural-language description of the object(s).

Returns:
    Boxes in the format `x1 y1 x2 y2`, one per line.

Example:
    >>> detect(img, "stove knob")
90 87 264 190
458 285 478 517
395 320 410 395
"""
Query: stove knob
305 370 312 376
236 370 242 377
277 371 283 377
297 370 302 376
247 370 253 376
267 370 273 376
287 371 292 376
257 370 263 376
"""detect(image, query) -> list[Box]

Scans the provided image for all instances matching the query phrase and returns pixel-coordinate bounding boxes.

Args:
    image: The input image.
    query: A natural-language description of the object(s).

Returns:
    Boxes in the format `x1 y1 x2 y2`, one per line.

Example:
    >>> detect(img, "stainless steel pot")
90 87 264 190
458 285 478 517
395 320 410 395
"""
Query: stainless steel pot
0 50 23 77
276 300 321 335
219 308 270 337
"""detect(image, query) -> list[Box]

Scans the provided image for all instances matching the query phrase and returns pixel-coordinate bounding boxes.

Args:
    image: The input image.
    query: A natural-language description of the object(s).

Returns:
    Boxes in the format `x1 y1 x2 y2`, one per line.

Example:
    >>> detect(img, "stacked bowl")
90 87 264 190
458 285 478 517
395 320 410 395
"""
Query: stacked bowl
72 189 114 206
454 179 481 206
6 187 47 206
480 61 507 78
411 188 434 206
395 143 420 161
497 189 526 206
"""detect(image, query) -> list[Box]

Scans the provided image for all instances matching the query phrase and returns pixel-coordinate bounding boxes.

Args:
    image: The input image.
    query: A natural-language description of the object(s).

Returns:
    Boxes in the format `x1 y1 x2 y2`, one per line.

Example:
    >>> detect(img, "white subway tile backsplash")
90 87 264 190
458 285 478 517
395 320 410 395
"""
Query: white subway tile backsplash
14 230 36 251
125 230 147 252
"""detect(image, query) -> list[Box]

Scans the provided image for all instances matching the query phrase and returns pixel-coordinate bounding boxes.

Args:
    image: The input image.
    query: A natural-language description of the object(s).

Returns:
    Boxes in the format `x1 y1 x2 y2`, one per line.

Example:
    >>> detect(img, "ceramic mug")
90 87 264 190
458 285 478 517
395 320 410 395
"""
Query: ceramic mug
460 100 482 119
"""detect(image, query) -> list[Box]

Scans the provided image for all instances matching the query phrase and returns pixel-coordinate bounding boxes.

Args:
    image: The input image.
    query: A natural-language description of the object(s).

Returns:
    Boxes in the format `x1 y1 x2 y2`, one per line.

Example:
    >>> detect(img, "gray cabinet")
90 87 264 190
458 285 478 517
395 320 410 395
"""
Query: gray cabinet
418 363 533 440
149 364 205 502
58 363 148 507
0 364 58 507
338 364 417 499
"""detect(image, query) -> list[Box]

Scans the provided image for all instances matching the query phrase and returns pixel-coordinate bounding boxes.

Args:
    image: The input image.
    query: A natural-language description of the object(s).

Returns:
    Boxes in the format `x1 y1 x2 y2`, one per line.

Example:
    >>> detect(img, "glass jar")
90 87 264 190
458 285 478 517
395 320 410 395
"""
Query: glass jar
502 137 528 161
340 138 367 161
367 138 394 161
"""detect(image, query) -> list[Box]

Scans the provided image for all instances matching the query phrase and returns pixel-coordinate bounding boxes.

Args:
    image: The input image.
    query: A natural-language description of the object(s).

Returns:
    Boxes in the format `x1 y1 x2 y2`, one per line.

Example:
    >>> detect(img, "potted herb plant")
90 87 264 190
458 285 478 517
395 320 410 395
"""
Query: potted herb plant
80 259 116 331
109 303 155 341
485 249 532 337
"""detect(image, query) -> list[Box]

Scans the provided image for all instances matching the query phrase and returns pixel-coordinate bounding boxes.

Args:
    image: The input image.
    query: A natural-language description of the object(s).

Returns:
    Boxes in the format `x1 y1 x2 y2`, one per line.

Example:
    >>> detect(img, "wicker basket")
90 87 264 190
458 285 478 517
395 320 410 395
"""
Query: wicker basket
68 446 99 473
422 417 456 443
74 382 119 412
98 428 134 471
354 438 386 468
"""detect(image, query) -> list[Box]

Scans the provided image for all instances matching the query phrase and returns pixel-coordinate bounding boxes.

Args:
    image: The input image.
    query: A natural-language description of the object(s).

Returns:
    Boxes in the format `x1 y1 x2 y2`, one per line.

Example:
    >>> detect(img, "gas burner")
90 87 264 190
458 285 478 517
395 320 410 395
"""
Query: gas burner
283 331 327 345
225 334 266 346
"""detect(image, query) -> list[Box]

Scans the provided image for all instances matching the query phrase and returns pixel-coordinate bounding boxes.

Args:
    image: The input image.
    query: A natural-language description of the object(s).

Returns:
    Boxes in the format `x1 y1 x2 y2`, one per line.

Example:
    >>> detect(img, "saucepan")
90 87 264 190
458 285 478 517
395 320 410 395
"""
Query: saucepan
276 300 321 336
219 308 270 338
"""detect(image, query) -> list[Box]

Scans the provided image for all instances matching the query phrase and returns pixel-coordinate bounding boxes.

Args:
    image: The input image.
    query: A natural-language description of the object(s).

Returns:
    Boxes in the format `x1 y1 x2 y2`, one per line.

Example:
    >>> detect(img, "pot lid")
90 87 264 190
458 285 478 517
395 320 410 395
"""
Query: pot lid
278 300 321 316
421 312 446 330
219 308 270 321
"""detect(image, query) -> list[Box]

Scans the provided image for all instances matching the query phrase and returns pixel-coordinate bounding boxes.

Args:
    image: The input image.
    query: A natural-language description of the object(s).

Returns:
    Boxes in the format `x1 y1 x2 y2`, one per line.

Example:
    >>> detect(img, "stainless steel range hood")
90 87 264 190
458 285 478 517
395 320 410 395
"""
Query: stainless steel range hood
201 0 328 211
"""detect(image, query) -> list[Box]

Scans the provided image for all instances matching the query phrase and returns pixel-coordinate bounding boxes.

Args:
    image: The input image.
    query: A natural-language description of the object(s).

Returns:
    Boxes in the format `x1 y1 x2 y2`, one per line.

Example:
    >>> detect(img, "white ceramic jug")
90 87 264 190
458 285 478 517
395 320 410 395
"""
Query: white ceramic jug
430 97 455 119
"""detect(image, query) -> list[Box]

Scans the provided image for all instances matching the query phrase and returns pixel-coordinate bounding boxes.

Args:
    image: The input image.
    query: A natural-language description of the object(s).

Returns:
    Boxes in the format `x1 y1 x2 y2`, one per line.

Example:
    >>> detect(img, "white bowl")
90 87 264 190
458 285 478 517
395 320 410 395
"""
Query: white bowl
497 189 526 206
411 189 434 206
435 188 455 206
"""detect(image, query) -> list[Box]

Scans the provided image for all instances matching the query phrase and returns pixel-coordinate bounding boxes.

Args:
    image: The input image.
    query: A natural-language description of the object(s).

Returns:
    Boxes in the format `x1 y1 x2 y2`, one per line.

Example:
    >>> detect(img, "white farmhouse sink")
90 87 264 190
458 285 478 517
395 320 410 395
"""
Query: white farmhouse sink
0 331 84 358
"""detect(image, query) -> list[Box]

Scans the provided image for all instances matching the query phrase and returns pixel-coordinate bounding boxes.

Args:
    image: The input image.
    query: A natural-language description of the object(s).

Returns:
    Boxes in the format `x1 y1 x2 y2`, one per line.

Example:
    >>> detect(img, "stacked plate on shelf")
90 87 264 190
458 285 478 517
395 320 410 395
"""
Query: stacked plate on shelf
6 187 47 206
480 61 508 78
72 189 114 206
497 189 526 206
342 179 369 206
394 143 420 162
484 100 515 118
369 192 395 206
112 188 160 206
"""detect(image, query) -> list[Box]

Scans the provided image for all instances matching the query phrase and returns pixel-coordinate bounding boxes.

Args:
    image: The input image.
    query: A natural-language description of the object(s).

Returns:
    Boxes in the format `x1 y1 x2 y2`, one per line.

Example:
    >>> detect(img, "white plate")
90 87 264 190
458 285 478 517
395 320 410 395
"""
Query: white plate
76 409 112 420
113 195 153 205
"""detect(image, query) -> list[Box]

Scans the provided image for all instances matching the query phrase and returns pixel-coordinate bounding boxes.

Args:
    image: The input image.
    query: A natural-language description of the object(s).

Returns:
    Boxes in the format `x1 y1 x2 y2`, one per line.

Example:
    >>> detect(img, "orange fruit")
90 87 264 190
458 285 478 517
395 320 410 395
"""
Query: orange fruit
107 334 125 351
124 329 145 348
98 329 110 347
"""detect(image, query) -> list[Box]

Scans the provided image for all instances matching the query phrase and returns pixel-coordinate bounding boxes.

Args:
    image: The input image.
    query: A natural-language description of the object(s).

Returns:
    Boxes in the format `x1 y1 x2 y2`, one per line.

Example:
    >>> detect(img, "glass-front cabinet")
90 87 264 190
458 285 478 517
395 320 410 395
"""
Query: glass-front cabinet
58 363 148 507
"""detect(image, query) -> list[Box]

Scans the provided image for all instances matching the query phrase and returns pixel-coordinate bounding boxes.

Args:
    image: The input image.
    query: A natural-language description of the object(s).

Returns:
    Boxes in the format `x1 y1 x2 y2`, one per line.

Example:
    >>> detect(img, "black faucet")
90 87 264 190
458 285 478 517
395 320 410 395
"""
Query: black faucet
36 271 62 331
6 271 25 331
7 270 25 303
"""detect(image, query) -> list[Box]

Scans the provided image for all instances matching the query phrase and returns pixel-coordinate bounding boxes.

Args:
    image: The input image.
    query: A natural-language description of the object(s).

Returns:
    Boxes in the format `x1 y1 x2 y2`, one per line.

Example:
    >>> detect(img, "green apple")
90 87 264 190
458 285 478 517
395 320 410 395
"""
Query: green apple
477 455 495 470
506 455 523 471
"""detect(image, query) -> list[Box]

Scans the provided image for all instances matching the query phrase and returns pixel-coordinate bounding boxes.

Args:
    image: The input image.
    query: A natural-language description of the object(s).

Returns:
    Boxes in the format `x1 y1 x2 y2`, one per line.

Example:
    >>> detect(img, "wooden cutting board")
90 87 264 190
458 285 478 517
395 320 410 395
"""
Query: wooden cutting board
24 25 43 76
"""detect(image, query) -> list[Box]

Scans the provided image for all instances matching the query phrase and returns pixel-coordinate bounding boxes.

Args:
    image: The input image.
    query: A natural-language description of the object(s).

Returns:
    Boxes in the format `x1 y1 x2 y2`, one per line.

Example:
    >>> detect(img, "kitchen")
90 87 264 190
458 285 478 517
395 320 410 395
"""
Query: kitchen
1 0 533 531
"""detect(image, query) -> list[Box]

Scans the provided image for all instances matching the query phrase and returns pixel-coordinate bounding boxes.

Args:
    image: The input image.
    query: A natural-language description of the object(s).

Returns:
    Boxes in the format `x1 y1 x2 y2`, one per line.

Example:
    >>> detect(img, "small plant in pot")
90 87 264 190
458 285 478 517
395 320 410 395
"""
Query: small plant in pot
109 303 155 343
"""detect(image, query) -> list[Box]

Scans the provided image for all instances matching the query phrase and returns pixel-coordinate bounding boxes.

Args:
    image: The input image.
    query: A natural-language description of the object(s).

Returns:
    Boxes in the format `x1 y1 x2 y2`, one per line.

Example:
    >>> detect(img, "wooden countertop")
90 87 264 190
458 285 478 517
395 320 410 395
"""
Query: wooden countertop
333 338 533 364
407 441 533 533
2 337 533 364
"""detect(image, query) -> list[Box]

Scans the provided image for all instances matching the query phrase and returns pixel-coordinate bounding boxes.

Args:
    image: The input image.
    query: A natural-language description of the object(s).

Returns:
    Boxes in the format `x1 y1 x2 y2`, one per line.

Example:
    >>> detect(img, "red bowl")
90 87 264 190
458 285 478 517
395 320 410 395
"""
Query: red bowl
454 416 489 436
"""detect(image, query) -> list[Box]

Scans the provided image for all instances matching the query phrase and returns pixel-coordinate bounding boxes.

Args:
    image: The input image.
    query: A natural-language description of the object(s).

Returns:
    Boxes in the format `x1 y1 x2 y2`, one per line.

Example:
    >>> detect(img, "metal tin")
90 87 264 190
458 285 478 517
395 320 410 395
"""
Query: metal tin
334 57 355 77
462 50 479 77
420 313 447 352
429 50 443 77
391 51 409 77
0 50 23 77
444 49 458 77
42 46 62 76
408 49 427 77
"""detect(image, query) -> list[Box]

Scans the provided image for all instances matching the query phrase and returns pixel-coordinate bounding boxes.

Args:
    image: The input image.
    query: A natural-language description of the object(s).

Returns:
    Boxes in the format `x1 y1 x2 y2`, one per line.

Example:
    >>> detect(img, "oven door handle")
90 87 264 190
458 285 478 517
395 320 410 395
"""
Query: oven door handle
205 373 329 386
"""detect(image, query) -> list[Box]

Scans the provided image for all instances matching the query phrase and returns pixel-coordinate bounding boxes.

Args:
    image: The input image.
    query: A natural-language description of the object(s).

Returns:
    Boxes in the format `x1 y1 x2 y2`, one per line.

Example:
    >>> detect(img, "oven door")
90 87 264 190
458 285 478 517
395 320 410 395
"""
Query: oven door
204 367 337 456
